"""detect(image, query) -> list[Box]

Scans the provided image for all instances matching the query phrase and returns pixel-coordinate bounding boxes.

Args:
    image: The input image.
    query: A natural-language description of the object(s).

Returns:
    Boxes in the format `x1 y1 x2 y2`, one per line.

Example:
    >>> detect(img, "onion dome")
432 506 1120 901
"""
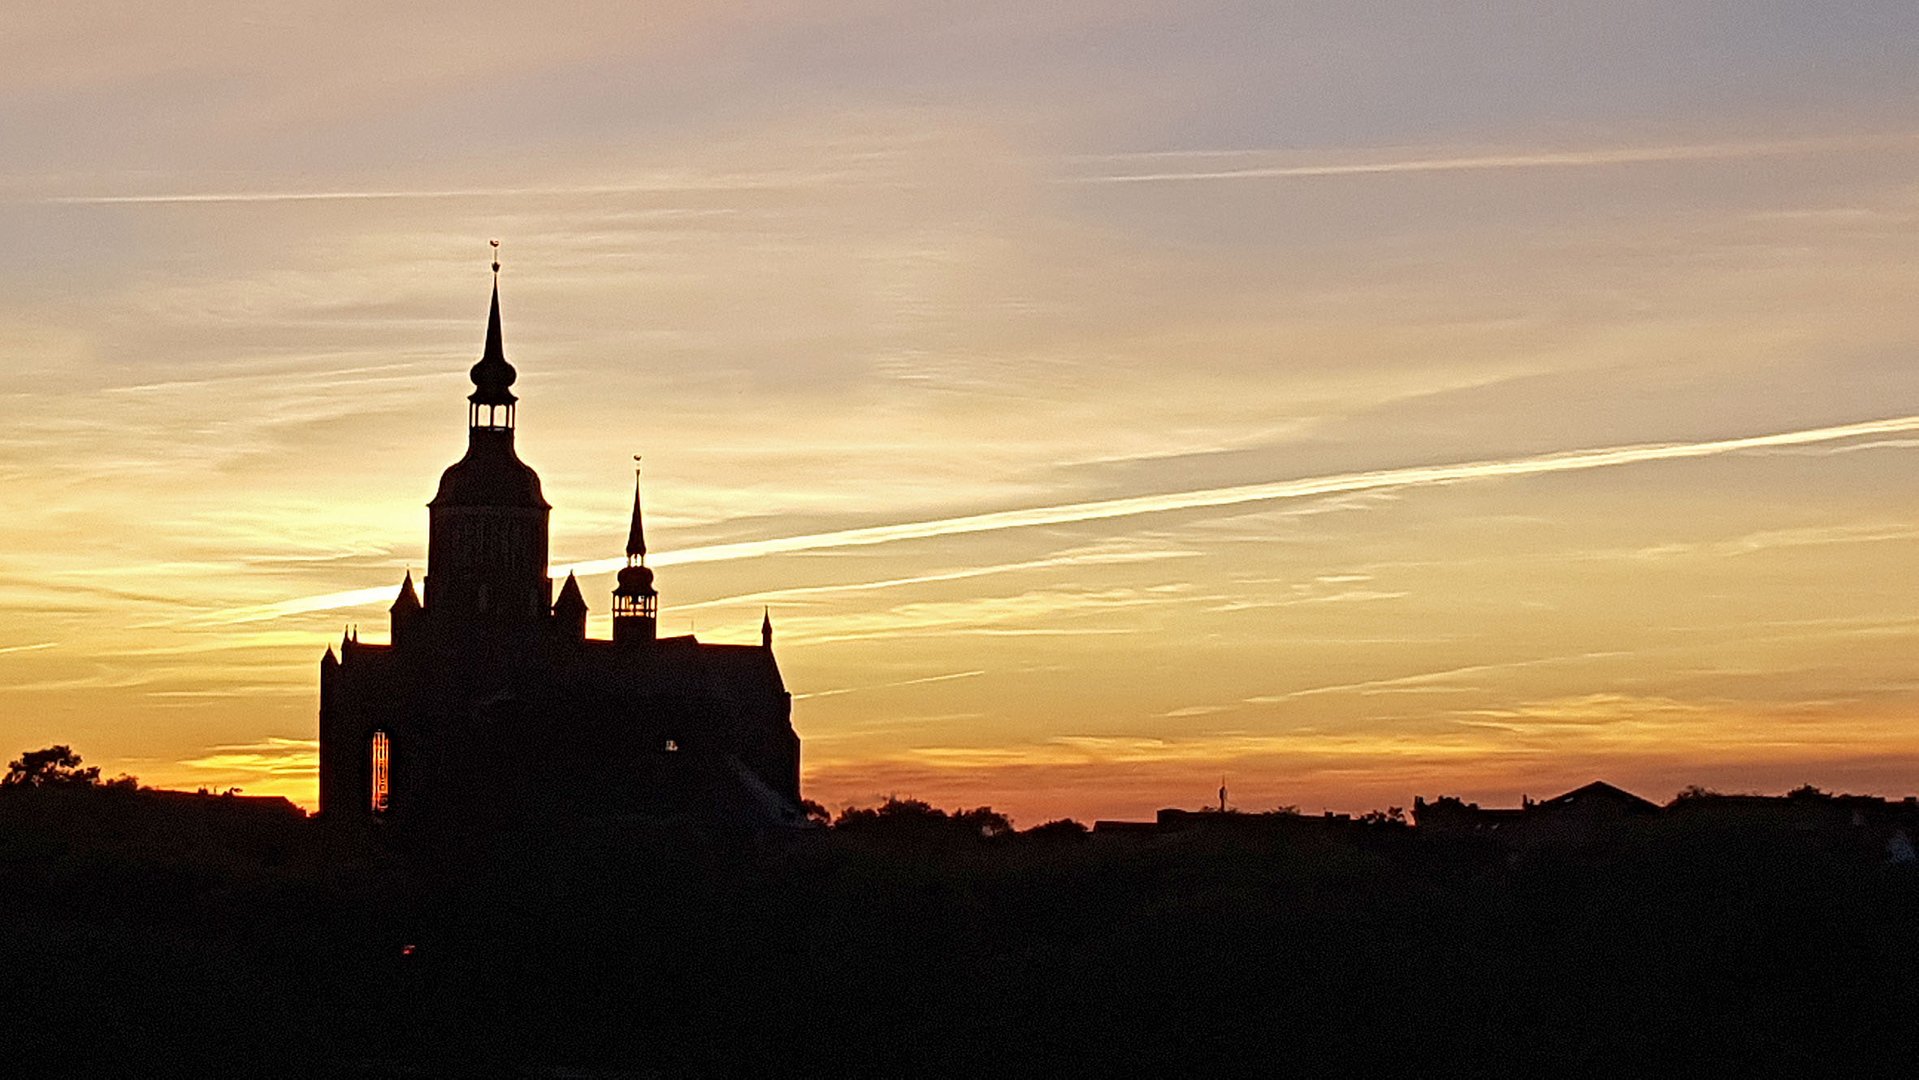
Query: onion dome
614 564 656 597
431 436 548 508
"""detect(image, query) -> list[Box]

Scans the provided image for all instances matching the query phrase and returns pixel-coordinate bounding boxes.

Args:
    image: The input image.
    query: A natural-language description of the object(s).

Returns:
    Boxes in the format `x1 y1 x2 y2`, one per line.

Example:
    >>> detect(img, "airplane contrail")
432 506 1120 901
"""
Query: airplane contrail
0 641 59 656
212 413 1919 624
37 180 792 206
795 669 988 701
1066 135 1904 184
39 136 1906 206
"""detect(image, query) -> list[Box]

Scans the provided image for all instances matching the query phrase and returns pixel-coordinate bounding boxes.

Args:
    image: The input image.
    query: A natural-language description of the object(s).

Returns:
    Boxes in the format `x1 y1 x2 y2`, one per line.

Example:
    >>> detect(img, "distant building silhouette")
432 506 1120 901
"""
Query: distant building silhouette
1667 786 1919 860
318 264 802 831
1413 780 1658 846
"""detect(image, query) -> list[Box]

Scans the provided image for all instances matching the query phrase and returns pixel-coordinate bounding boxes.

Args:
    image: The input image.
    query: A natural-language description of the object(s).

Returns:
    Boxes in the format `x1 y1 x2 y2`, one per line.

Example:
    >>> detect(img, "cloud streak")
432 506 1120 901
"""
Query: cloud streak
33 180 809 207
795 669 987 701
1066 134 1913 184
0 642 58 657
214 412 1919 623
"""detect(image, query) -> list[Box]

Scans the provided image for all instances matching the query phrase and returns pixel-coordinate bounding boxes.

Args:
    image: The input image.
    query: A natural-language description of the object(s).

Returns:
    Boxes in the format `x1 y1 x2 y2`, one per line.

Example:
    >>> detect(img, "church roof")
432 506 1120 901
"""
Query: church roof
430 430 549 509
703 644 785 700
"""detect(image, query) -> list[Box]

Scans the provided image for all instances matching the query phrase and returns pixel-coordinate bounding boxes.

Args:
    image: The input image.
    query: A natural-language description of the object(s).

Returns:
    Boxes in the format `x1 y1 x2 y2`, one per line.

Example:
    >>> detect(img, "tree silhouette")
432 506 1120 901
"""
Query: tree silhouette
4 745 101 788
1 745 136 789
832 796 1012 837
799 798 831 825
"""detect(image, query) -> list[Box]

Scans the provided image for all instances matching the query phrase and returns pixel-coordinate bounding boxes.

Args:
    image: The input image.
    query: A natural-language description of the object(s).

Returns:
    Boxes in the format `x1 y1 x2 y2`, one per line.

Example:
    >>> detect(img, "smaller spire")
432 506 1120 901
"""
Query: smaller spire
390 570 422 613
626 456 647 560
554 570 587 616
761 607 773 649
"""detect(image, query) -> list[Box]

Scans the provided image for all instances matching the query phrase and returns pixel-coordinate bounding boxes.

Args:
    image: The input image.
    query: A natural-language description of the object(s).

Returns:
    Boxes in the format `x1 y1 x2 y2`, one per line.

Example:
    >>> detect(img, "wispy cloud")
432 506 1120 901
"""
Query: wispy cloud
215 412 1919 623
1066 135 1912 184
179 737 318 777
785 587 1172 646
0 641 57 657
1626 522 1919 561
1249 651 1634 704
37 181 799 206
673 545 1200 614
795 669 986 701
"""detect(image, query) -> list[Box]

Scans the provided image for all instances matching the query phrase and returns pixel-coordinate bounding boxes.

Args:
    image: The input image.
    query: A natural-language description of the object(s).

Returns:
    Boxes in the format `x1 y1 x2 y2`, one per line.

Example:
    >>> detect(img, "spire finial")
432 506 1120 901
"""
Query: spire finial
490 238 501 275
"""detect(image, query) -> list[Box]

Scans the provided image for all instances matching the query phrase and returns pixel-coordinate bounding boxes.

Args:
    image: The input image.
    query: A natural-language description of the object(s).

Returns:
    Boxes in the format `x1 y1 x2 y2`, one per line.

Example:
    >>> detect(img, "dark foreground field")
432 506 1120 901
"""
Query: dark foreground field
2 788 1915 1077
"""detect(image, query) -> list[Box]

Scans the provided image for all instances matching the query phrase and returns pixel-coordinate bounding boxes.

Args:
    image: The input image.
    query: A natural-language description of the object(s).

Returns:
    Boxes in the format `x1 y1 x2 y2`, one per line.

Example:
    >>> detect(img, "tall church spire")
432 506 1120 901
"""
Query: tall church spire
424 249 553 625
468 240 518 428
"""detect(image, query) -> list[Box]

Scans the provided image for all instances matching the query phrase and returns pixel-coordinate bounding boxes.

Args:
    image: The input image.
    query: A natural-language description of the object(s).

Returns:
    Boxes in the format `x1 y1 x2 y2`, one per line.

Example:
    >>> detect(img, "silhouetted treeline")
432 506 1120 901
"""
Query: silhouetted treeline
3 783 1917 1076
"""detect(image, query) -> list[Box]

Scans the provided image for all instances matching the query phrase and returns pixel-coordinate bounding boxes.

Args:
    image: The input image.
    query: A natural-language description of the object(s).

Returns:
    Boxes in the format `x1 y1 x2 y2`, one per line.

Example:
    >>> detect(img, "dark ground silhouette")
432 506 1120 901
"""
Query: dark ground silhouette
4 781 1918 1077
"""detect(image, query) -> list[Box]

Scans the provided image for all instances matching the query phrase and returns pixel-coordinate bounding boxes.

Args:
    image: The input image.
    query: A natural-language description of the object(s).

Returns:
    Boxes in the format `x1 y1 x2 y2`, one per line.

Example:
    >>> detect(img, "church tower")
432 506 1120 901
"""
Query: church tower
320 249 801 831
423 250 553 627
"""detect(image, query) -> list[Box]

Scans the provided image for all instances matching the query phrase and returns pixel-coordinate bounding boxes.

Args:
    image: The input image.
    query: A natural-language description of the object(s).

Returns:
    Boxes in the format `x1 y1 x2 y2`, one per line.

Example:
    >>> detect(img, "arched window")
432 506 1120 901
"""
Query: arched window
370 731 391 815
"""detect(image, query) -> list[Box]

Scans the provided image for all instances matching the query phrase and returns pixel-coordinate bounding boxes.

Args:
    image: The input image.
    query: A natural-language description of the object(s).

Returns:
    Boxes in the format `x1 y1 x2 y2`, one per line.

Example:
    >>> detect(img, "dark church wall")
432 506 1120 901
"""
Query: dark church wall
425 505 552 620
320 635 803 831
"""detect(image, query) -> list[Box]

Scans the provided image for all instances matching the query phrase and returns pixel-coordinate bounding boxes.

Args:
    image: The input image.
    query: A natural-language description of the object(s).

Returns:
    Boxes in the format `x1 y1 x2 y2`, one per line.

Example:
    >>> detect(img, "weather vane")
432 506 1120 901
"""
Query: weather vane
489 238 501 274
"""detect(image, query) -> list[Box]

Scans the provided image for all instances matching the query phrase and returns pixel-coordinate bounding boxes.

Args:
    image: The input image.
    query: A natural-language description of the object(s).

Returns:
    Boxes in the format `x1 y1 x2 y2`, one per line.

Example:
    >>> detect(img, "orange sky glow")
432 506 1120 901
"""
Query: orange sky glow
3 3 1918 824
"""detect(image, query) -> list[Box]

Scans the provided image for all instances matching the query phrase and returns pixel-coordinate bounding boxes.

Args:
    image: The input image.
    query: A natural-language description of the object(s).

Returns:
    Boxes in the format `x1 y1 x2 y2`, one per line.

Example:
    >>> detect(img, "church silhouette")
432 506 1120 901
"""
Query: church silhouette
317 259 802 831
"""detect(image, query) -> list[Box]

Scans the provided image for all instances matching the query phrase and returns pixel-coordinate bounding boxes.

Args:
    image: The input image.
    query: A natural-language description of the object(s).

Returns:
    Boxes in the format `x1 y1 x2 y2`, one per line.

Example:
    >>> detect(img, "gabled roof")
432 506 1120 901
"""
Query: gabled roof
1537 780 1659 814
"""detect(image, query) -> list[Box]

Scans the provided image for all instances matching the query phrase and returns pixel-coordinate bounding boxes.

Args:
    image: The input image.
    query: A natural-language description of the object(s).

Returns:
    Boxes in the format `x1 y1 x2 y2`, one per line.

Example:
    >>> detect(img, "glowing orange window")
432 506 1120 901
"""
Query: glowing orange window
370 731 391 814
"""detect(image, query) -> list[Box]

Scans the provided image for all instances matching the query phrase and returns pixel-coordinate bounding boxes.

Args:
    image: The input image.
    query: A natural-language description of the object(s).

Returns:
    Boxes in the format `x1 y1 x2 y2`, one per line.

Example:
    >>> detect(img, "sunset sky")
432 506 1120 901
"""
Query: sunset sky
4 3 1919 823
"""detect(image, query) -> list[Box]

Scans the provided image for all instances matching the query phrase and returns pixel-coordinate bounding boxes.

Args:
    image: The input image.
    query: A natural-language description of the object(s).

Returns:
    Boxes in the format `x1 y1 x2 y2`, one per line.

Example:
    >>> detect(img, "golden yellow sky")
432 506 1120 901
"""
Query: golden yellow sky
3 4 1918 822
